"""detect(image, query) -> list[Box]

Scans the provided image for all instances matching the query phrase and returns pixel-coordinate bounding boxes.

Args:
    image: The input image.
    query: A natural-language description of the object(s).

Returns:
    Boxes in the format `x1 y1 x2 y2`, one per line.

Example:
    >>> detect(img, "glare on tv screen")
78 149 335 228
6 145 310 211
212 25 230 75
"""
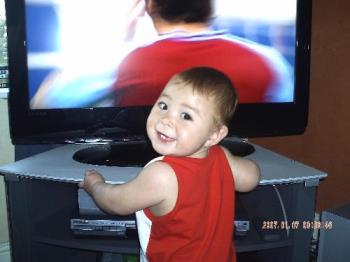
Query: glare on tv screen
26 0 296 109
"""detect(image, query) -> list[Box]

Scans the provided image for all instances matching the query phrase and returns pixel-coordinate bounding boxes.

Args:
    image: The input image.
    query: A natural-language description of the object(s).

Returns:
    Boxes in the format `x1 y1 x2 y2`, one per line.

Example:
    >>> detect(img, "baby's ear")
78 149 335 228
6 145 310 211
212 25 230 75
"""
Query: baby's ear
205 125 228 147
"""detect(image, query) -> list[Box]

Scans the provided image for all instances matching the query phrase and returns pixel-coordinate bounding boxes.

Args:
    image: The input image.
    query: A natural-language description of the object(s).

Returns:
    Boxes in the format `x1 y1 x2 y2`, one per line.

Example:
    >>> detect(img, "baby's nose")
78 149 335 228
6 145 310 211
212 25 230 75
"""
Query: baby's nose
160 116 174 127
158 112 177 129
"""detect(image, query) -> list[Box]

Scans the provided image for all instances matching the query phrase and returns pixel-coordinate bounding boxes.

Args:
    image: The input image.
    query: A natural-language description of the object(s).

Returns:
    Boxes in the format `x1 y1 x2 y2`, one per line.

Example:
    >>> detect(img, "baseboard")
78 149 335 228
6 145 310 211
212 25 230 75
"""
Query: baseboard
0 242 11 262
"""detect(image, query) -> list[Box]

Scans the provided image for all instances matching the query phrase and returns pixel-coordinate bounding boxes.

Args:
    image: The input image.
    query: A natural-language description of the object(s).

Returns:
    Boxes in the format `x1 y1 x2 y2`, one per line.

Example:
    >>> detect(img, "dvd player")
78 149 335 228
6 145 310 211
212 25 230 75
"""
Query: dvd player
70 217 136 237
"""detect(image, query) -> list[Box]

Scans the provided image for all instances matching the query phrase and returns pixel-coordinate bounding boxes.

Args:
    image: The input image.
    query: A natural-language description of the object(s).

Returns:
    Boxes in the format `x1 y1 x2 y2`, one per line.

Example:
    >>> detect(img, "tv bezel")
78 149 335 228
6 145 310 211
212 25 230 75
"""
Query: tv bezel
6 0 311 145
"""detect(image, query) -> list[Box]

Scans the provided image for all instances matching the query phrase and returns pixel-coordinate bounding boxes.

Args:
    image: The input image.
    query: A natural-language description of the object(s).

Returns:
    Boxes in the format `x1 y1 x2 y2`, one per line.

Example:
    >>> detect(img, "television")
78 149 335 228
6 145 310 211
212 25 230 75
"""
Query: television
5 0 311 165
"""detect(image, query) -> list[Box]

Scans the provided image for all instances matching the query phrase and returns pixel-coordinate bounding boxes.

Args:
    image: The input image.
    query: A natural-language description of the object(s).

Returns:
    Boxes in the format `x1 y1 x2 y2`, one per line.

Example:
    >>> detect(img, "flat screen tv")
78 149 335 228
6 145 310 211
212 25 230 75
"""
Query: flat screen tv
5 0 311 164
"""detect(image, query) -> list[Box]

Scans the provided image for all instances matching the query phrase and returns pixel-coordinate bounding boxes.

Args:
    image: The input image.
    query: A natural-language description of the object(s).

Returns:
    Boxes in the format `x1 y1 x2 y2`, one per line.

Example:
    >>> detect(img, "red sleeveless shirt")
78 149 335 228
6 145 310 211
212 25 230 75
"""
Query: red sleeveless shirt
136 145 236 262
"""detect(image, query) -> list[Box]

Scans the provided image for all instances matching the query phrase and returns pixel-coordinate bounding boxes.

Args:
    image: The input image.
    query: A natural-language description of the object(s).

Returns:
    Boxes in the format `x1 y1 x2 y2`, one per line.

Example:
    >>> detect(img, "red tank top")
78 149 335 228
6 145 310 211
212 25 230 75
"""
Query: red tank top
136 145 236 262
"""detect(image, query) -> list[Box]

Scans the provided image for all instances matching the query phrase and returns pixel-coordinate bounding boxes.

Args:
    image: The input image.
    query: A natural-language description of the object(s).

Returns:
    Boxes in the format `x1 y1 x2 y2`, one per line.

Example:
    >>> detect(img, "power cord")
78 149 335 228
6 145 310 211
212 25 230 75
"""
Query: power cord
272 184 290 238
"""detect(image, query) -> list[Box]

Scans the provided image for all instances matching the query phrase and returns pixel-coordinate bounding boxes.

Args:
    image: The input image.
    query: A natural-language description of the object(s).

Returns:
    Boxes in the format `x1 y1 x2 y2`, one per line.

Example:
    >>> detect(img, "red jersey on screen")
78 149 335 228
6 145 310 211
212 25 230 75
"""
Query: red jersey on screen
113 31 293 105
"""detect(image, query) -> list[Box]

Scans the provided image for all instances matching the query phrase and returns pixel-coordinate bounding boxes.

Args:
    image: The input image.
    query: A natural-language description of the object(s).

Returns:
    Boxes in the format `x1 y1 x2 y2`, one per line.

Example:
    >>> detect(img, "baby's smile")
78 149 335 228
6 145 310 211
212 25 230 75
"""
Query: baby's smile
157 131 176 143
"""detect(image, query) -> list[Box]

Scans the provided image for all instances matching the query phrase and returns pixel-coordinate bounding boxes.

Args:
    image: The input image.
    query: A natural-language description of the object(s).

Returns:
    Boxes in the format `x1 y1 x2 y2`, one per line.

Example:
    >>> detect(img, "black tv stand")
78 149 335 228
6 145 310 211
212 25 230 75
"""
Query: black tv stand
72 141 160 167
72 138 255 167
220 139 255 157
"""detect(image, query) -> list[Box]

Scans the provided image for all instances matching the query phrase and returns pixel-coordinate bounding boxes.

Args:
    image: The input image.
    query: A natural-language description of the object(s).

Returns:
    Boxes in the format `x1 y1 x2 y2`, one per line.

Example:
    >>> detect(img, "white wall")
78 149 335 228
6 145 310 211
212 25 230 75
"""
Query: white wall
0 96 14 258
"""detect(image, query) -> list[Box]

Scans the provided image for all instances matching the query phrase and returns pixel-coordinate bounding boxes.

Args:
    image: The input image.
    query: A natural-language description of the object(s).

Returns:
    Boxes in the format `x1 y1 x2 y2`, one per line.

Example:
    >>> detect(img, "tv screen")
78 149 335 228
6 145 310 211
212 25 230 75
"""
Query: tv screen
6 0 311 159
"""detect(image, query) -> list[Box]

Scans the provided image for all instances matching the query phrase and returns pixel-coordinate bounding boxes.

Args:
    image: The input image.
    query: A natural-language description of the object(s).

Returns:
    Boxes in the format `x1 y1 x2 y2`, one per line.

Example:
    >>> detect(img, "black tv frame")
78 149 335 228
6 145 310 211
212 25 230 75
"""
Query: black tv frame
6 0 311 145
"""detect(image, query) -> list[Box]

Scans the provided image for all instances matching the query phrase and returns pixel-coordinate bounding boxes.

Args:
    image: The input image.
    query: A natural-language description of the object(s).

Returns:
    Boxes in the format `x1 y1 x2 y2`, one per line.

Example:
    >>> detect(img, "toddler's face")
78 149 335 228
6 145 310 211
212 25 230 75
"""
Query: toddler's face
146 80 218 158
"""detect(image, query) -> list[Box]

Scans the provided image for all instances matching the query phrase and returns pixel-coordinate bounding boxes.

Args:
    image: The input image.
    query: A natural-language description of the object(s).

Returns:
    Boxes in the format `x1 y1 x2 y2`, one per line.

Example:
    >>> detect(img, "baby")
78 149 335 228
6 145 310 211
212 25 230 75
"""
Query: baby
80 67 260 261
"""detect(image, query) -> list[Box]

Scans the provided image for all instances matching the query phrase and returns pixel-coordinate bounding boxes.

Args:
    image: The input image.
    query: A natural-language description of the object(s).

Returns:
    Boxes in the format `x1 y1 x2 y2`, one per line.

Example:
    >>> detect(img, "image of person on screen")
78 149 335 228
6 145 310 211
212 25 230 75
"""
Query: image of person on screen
113 0 294 106
80 67 261 262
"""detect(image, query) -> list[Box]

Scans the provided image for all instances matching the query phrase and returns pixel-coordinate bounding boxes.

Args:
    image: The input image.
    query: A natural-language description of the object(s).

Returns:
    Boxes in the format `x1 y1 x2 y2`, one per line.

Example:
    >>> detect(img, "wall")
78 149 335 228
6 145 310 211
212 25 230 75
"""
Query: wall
0 96 14 261
252 0 350 212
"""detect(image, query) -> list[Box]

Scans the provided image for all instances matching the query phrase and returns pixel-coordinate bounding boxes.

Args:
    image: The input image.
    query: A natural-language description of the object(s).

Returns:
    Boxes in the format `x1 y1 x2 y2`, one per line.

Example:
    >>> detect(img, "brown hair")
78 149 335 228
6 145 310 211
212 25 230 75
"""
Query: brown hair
172 67 238 127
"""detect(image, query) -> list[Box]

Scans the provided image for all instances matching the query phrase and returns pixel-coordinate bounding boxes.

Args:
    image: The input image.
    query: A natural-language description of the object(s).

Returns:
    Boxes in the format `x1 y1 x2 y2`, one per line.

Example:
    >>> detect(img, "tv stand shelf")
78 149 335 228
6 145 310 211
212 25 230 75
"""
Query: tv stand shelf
0 141 327 262
33 205 139 254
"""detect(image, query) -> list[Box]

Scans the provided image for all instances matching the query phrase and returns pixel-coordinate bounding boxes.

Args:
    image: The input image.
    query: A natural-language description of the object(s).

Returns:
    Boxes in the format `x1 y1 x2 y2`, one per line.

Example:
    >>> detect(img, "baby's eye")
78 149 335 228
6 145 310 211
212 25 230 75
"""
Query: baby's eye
158 102 168 110
181 112 192 121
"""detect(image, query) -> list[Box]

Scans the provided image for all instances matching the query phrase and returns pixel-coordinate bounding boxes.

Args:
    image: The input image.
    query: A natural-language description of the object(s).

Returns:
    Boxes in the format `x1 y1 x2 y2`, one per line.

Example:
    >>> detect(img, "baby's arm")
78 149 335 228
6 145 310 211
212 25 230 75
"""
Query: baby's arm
79 161 176 215
221 146 261 192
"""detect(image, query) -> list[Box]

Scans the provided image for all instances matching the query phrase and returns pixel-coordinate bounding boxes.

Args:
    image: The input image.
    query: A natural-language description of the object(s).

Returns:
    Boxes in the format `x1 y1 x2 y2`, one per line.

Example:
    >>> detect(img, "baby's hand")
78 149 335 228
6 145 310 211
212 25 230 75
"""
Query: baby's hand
79 170 105 194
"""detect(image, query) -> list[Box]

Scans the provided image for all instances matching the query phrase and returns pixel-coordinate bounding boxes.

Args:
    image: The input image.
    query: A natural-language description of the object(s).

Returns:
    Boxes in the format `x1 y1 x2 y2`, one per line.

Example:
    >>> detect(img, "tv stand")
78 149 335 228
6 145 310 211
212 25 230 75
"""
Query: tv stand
72 141 159 167
0 141 327 262
220 138 255 157
72 138 255 167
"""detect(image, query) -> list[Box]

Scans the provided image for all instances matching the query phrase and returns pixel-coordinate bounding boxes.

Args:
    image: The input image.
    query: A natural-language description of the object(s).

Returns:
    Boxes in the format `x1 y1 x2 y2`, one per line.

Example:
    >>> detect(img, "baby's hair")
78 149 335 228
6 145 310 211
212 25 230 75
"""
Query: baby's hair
172 67 238 127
